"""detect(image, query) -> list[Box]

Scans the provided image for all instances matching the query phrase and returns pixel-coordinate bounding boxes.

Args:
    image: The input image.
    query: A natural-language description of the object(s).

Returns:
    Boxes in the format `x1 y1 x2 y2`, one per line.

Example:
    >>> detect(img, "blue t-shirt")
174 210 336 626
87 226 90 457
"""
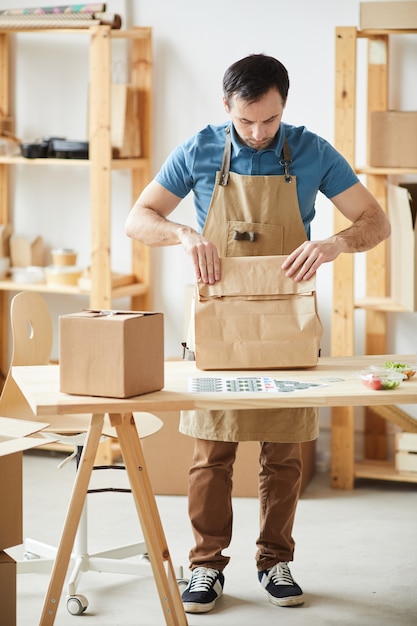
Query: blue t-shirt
155 122 359 237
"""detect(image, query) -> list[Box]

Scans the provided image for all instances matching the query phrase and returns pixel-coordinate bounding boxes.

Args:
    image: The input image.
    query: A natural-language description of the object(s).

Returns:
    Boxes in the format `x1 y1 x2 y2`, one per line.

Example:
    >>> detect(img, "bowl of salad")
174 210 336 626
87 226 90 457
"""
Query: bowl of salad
359 368 406 391
384 361 416 380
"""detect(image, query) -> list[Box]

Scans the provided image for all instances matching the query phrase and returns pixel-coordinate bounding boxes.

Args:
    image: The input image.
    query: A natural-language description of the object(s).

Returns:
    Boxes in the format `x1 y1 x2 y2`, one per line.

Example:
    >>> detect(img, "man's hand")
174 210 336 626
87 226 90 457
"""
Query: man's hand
282 182 391 282
281 239 343 282
178 228 221 284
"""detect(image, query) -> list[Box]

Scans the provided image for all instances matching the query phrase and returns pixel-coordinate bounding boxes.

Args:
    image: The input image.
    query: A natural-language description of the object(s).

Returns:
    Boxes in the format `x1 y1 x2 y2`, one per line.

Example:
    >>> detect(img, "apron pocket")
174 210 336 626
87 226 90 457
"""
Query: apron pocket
226 221 284 256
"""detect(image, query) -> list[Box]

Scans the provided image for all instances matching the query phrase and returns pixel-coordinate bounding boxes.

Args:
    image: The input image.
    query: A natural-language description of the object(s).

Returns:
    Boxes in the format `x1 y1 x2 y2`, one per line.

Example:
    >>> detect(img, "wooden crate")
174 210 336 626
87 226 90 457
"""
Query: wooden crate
395 433 417 473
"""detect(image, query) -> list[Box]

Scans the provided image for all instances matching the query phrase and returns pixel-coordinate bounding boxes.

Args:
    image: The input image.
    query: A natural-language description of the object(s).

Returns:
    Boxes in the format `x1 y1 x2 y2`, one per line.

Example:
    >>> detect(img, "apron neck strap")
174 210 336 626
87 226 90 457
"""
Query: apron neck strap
219 126 293 186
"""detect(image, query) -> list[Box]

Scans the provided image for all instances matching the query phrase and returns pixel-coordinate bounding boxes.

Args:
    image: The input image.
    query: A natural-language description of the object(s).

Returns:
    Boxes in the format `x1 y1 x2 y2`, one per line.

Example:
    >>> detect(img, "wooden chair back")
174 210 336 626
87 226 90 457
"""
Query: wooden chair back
0 292 52 421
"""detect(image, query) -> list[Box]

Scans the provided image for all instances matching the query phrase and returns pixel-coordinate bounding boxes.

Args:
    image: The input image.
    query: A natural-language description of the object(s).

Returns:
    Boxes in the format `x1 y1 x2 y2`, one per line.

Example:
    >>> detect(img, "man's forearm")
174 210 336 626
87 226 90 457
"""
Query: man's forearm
333 205 391 253
126 205 193 247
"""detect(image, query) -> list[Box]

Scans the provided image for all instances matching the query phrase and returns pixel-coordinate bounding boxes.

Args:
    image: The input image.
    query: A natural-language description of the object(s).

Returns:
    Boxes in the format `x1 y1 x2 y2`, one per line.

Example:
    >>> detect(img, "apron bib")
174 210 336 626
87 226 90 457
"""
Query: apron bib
180 127 319 443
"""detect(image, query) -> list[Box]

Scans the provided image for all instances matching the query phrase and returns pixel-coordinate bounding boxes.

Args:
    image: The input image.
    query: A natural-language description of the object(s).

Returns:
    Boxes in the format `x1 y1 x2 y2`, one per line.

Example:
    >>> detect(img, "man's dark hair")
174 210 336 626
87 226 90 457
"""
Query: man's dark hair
223 54 289 107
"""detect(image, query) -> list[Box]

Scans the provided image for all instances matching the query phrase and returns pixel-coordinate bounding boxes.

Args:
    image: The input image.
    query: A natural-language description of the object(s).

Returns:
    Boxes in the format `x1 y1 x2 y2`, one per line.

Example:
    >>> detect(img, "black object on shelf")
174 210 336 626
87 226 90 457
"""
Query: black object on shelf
20 136 89 159
50 139 89 159
21 136 65 159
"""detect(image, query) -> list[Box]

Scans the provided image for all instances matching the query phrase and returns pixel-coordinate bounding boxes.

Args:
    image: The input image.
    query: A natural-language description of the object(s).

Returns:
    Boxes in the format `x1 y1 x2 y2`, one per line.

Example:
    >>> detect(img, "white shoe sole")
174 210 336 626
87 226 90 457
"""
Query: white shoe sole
260 585 304 607
183 598 218 613
267 592 304 607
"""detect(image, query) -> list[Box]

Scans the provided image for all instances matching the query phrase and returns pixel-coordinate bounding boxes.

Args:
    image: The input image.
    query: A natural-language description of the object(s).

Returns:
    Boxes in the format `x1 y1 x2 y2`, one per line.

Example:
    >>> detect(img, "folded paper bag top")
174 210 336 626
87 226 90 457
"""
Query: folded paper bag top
198 255 317 299
59 310 164 398
194 255 322 371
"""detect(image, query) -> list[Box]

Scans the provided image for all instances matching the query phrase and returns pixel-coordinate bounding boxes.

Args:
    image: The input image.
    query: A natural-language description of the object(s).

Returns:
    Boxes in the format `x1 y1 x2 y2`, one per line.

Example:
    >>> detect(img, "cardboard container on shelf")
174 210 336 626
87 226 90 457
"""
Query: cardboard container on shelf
111 84 142 158
141 411 316 497
0 223 13 258
9 235 44 268
0 551 16 626
395 432 417 473
360 1 417 29
387 183 417 311
370 111 417 168
59 310 164 398
0 418 54 551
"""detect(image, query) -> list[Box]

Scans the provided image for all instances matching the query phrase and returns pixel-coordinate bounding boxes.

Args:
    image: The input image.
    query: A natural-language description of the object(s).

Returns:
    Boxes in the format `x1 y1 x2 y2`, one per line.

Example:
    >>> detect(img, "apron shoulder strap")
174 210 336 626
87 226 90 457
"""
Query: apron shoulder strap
279 136 293 183
219 126 232 186
219 126 293 185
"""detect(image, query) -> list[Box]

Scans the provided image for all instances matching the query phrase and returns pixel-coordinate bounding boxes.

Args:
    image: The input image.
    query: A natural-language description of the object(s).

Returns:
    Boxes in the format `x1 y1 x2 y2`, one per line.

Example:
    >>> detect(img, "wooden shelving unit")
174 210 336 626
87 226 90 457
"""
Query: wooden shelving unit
0 25 153 464
0 25 153 375
331 26 417 490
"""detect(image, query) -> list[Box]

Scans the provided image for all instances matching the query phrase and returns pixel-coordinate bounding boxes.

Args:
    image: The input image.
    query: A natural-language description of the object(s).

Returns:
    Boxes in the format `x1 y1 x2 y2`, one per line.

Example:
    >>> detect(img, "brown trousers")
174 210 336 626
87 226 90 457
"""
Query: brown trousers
188 439 302 572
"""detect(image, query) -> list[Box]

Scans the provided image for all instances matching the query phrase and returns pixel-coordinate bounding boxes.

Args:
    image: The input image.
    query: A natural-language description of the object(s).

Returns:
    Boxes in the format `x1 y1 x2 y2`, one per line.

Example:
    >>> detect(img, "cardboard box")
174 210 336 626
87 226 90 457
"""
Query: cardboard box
59 310 164 398
370 111 417 168
0 551 16 626
360 1 417 29
0 454 22 552
395 432 417 473
0 418 54 551
142 411 316 497
387 183 417 311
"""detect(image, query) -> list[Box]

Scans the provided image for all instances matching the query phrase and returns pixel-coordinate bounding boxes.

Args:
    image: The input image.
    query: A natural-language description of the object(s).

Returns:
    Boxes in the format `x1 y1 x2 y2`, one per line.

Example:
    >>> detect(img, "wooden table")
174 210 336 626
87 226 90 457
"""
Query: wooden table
12 354 417 625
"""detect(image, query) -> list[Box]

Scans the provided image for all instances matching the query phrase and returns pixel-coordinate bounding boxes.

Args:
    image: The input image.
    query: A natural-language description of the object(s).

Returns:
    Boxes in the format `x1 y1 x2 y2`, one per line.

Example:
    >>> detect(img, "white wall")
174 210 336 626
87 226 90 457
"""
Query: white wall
2 0 417 460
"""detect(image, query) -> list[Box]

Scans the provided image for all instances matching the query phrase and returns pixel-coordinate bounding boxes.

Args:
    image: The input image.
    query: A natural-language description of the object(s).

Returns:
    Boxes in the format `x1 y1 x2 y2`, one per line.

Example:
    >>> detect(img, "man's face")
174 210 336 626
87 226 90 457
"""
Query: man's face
224 88 286 151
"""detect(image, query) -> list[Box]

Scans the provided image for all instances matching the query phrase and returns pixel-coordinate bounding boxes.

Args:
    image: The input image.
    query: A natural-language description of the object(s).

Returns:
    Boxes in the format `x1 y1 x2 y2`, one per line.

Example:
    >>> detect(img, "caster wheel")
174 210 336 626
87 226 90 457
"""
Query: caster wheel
177 578 189 593
176 566 189 593
23 552 40 561
66 594 88 615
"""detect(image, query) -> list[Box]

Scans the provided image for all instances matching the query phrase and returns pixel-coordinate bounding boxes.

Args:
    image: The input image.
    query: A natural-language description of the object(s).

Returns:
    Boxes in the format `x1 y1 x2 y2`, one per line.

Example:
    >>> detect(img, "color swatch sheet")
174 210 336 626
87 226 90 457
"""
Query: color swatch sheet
189 377 324 393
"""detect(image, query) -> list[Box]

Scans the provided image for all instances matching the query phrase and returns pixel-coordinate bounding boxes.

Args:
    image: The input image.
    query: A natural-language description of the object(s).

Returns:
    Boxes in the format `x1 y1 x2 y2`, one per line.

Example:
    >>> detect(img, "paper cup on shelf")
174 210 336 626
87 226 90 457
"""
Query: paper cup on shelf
51 248 77 267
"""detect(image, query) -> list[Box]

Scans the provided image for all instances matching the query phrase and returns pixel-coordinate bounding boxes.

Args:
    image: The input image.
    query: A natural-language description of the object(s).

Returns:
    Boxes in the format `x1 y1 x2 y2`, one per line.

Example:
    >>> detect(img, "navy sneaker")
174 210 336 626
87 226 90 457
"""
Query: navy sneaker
181 566 224 613
258 562 304 607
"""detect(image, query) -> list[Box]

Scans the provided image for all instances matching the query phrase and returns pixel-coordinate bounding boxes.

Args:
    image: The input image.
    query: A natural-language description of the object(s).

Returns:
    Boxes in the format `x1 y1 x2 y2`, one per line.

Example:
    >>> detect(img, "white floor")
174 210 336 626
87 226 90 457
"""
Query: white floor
8 450 417 626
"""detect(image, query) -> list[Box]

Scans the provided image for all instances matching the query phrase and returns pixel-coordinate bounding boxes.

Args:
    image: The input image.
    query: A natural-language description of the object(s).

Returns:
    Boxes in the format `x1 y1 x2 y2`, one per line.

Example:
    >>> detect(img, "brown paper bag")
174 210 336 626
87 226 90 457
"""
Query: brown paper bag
194 255 322 370
111 84 141 158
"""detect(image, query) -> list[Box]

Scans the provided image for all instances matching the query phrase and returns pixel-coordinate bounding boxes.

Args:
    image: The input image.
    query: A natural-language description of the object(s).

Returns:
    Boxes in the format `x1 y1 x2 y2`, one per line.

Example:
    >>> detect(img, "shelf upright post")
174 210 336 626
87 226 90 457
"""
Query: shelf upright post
130 27 152 311
89 25 112 310
0 31 10 375
331 26 358 490
363 34 390 459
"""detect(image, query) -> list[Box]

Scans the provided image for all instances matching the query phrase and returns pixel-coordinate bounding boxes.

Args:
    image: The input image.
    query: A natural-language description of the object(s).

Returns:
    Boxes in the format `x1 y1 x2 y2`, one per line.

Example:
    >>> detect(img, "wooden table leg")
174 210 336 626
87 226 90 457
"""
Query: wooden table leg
331 406 355 490
39 413 104 625
110 412 188 626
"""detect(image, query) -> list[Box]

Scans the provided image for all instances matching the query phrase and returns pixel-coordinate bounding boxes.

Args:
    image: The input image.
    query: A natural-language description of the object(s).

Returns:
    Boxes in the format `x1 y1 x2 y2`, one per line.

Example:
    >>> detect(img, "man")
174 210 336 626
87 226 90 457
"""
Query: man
125 54 390 614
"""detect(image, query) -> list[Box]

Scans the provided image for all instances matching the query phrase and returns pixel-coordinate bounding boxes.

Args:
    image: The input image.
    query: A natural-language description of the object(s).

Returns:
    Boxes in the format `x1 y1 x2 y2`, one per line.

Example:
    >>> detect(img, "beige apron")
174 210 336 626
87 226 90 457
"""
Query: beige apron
180 127 319 443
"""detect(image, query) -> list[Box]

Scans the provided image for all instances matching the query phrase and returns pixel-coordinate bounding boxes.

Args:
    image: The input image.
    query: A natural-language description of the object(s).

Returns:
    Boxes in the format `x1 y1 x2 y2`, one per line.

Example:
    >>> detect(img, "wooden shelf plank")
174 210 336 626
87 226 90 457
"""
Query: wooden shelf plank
0 278 148 298
355 460 417 483
358 28 417 37
0 155 148 170
356 165 417 175
354 297 414 312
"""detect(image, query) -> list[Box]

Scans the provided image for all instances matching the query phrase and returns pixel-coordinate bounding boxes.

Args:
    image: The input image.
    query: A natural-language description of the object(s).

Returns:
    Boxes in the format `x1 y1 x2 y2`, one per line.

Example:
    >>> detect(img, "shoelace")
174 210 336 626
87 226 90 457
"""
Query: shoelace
267 562 294 587
188 567 219 592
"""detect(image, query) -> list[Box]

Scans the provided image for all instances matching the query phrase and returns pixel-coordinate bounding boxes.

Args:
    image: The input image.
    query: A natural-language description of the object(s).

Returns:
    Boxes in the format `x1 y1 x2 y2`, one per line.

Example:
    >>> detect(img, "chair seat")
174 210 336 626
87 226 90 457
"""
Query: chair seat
39 411 163 440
